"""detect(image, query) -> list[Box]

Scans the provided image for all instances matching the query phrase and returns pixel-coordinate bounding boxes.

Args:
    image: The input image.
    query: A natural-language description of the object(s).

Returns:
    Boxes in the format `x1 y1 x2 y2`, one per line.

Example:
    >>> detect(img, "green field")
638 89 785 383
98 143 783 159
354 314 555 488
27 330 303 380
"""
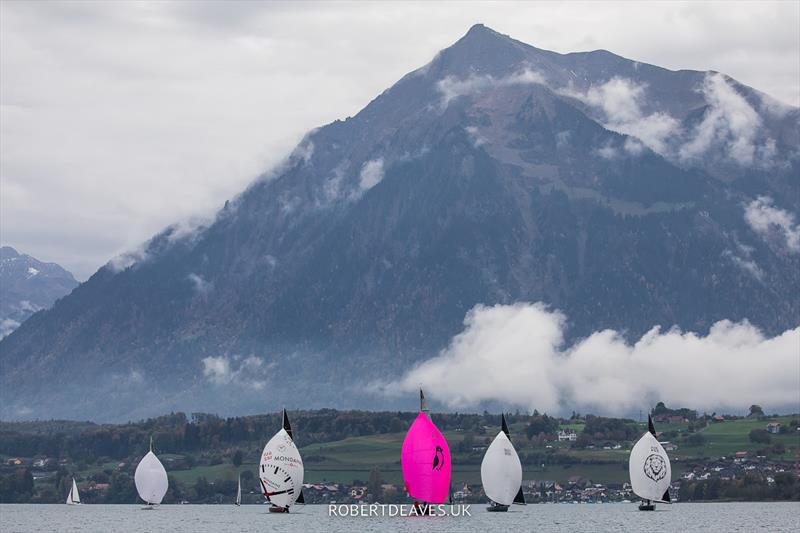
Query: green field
58 415 797 488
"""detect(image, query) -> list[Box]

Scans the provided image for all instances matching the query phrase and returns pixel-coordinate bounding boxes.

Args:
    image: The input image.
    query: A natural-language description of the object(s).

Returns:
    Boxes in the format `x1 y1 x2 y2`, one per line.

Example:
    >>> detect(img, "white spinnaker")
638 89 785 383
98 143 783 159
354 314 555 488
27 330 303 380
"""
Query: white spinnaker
134 451 169 505
259 428 304 508
629 431 671 502
480 431 523 506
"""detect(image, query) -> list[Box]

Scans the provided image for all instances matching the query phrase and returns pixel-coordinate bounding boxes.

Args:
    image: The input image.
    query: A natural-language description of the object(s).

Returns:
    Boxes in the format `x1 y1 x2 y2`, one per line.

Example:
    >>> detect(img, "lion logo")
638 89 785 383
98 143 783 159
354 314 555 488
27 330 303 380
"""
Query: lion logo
643 453 667 482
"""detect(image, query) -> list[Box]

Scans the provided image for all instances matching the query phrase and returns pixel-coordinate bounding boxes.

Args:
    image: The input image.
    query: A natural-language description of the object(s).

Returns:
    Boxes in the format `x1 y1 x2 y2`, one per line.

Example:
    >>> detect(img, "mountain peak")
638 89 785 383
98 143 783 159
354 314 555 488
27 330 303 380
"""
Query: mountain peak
458 23 512 45
0 246 20 259
433 23 530 77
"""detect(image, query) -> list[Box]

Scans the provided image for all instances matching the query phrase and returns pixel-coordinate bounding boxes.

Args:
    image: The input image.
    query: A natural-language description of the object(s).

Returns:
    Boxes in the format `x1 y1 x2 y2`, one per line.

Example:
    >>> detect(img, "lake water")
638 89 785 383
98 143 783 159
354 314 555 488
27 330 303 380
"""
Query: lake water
1 502 799 532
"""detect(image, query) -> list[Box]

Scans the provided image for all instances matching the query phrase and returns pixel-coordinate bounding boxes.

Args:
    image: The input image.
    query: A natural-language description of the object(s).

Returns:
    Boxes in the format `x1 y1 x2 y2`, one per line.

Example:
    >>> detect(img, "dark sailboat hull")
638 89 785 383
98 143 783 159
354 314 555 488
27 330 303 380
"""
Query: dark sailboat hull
638 501 656 511
269 505 289 513
487 503 510 512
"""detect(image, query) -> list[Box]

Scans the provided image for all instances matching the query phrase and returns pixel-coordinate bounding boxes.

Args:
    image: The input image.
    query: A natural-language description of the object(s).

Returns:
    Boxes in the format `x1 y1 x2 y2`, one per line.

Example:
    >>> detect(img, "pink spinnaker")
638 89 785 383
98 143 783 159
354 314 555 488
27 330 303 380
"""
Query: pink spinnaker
401 411 452 503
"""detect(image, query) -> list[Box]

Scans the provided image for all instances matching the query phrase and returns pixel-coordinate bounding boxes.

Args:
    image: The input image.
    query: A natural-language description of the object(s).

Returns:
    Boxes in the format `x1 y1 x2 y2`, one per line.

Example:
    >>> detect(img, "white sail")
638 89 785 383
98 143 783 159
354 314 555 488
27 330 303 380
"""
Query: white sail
259 428 304 509
480 431 523 506
629 431 672 502
235 474 241 506
134 451 169 505
66 478 80 505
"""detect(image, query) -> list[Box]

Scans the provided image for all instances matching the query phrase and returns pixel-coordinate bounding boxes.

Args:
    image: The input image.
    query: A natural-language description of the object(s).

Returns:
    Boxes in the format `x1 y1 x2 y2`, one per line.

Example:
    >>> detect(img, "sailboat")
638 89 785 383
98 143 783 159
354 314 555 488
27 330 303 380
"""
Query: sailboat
134 437 169 509
234 473 242 506
65 477 81 505
481 414 524 512
259 409 304 513
401 389 452 514
629 415 672 511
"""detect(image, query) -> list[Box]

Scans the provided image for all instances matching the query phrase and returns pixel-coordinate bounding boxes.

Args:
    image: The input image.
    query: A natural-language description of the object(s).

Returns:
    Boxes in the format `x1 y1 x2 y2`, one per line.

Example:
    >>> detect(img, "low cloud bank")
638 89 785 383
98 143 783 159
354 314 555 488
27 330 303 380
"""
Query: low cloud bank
377 303 800 415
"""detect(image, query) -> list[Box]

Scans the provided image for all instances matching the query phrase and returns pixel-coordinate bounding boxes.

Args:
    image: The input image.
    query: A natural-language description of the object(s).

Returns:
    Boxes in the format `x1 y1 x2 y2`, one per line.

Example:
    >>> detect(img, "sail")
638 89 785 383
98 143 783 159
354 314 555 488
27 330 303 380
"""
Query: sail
235 475 241 505
282 409 293 440
134 451 169 505
629 424 672 502
259 428 304 508
401 411 452 504
66 478 80 504
480 431 523 506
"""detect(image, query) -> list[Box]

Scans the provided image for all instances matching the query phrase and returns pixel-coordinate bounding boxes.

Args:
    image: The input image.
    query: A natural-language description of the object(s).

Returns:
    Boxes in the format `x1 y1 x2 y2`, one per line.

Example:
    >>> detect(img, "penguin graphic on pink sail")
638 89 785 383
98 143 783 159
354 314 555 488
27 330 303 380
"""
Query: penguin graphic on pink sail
401 389 452 506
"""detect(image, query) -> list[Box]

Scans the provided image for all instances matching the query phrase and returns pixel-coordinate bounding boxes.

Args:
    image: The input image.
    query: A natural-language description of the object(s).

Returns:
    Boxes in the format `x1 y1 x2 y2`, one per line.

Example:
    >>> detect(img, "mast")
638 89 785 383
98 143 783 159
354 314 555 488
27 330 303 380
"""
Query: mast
648 415 656 436
282 408 293 440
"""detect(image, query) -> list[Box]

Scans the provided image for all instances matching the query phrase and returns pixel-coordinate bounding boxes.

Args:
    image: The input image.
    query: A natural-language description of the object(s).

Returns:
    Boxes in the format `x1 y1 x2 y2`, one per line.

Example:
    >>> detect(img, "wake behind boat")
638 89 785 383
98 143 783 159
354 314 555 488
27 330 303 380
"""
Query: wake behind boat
481 414 524 512
259 409 304 513
401 389 452 509
629 415 672 511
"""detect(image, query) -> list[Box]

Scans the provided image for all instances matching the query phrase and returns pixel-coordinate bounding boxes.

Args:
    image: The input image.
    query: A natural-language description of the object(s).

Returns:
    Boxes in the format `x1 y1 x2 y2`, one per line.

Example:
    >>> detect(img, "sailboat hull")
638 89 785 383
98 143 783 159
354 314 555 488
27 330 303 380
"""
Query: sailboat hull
638 501 656 511
487 503 509 512
269 505 289 513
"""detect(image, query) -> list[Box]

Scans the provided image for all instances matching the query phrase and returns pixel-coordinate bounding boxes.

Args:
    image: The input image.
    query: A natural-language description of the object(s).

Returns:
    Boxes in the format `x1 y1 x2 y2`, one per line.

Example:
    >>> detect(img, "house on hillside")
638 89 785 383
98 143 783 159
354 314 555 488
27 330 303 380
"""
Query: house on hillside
654 414 685 424
766 422 781 434
557 429 577 442
452 483 471 501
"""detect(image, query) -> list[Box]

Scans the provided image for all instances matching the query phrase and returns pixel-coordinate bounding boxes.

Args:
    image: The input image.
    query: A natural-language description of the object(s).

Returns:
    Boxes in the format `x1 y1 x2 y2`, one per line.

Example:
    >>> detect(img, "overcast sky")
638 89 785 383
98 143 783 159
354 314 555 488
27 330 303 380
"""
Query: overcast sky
2 1 798 279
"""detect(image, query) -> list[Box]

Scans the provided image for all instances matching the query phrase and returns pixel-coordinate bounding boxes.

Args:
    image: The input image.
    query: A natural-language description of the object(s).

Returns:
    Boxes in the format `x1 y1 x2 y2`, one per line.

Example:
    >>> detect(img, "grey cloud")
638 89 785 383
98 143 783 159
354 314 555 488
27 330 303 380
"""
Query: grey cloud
1 2 797 279
436 67 545 108
680 73 775 166
745 196 800 253
559 77 680 156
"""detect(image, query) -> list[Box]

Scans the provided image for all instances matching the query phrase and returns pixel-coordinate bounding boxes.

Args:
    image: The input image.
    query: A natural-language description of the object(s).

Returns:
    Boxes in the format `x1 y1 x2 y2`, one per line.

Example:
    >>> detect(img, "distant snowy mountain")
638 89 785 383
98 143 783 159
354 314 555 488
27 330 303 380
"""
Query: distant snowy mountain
0 246 78 338
1 25 797 421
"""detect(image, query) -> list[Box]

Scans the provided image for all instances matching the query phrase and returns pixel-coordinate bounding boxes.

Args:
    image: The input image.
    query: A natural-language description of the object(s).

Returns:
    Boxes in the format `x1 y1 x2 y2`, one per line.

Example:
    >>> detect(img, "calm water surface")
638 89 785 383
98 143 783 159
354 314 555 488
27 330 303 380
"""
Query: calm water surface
1 502 799 532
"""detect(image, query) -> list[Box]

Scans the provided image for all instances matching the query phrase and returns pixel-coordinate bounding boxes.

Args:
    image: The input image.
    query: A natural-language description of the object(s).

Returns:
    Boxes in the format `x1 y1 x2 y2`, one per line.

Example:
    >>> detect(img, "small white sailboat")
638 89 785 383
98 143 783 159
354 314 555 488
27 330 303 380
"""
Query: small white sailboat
259 409 304 513
481 414 524 512
235 474 242 506
65 477 81 505
629 415 672 511
134 437 169 509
